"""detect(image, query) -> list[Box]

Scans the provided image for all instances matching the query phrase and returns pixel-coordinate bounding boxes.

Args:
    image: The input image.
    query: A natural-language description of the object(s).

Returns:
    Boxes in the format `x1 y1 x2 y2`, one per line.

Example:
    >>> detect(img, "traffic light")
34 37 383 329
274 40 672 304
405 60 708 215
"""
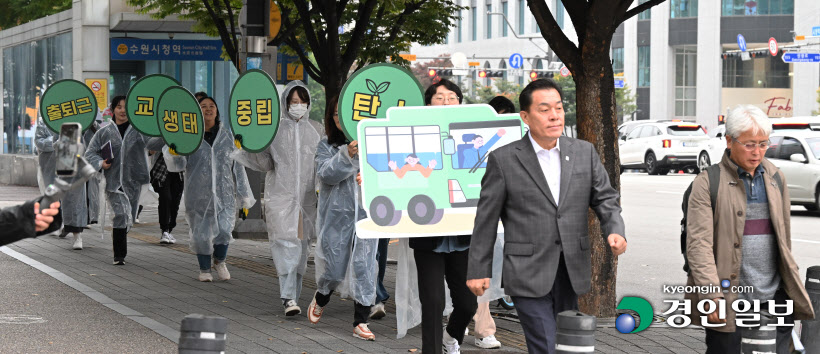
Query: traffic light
428 69 437 77
529 71 554 80
439 69 452 76
478 70 487 78
486 70 503 78
718 114 725 125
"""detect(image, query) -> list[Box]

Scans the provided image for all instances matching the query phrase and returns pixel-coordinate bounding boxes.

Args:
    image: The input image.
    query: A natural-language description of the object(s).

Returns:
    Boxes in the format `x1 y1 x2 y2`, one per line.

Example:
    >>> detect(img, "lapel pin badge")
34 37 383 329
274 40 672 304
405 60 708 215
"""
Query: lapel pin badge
565 156 569 161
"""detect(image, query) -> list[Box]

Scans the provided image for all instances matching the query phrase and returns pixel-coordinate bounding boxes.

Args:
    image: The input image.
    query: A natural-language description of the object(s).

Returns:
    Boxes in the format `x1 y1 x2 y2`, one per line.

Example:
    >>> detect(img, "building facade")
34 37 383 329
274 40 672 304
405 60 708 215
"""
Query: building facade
1 0 240 155
411 0 820 133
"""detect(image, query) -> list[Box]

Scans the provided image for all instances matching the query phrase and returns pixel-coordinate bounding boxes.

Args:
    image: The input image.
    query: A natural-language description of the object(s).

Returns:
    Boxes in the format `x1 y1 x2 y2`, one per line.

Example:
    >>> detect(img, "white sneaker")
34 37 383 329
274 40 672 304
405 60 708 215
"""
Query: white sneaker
307 295 324 324
443 329 461 354
167 233 176 244
369 302 386 320
198 272 213 282
464 327 469 337
283 299 301 316
214 261 230 281
353 323 375 341
72 233 83 250
475 334 502 349
159 232 171 244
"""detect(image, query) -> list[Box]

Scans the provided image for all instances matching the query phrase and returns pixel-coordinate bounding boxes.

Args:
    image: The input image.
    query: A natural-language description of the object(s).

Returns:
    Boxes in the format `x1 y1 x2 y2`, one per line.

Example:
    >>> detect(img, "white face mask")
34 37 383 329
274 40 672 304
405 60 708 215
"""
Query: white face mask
288 103 308 119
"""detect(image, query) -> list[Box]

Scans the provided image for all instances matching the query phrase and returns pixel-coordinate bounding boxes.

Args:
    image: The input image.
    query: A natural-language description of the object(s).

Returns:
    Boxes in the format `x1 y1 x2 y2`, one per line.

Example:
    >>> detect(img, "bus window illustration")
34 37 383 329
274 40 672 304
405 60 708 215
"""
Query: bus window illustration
363 125 444 226
388 153 437 178
459 129 505 169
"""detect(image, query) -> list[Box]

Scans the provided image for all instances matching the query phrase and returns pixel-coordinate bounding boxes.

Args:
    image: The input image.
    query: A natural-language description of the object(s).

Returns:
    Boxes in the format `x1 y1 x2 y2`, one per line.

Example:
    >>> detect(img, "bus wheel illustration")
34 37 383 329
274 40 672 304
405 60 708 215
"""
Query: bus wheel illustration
428 208 444 225
370 196 401 226
408 195 438 225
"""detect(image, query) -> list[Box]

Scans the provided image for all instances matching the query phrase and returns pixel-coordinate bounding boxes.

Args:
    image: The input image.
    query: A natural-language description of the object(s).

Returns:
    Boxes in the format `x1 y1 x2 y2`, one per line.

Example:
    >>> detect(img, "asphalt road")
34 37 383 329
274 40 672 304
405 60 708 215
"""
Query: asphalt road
617 172 820 313
0 251 175 353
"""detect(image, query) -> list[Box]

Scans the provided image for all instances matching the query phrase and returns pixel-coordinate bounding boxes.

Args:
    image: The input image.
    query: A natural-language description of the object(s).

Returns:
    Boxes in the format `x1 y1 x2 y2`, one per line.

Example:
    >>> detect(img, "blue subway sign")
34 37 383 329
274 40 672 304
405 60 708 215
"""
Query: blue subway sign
782 52 820 63
110 38 224 61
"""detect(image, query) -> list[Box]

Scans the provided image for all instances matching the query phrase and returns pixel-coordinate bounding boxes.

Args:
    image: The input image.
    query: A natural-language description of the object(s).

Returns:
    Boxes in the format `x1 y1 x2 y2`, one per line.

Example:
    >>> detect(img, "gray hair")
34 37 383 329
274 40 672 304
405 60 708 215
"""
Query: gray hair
725 105 772 139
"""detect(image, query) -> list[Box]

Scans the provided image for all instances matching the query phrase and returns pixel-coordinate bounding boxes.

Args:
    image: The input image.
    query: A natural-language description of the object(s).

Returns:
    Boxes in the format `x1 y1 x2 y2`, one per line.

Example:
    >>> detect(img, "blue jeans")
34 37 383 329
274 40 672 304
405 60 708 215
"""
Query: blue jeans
197 244 229 271
375 238 390 304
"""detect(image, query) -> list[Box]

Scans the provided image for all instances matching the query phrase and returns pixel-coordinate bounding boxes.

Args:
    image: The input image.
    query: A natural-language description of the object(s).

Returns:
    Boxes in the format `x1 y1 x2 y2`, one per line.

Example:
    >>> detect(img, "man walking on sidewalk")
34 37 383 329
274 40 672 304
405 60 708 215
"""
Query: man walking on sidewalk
466 79 627 354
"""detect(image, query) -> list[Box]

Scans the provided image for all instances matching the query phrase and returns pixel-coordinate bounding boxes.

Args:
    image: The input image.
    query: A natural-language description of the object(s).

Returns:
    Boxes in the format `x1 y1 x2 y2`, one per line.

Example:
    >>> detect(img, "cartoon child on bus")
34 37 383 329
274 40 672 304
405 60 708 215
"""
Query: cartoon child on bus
387 153 437 178
460 128 506 169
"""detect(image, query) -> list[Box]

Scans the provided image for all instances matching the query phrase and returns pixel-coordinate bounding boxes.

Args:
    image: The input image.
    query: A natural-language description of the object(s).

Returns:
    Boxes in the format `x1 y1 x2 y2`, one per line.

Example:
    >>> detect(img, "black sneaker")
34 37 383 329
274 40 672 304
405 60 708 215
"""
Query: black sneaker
113 259 125 265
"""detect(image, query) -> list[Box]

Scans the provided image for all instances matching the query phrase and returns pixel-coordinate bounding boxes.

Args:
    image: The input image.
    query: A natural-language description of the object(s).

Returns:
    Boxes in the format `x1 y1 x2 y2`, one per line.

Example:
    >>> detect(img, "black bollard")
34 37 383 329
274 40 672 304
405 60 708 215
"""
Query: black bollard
740 313 776 354
178 314 228 354
802 266 820 353
555 310 596 354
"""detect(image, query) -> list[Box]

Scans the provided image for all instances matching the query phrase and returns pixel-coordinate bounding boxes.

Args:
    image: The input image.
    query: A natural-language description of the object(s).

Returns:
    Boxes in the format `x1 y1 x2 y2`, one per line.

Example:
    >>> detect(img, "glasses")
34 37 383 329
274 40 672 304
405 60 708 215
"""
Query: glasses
732 138 770 151
432 95 459 103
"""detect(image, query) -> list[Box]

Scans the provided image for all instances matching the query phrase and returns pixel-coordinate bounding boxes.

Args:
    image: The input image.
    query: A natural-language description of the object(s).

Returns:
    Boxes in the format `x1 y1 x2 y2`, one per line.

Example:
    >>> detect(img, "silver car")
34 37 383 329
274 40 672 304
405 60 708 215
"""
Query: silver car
767 130 820 212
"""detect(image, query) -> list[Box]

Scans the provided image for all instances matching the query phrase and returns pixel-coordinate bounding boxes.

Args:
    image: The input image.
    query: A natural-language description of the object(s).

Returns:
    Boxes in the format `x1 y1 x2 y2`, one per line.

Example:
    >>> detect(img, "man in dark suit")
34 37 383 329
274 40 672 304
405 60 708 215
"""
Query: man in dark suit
466 79 627 354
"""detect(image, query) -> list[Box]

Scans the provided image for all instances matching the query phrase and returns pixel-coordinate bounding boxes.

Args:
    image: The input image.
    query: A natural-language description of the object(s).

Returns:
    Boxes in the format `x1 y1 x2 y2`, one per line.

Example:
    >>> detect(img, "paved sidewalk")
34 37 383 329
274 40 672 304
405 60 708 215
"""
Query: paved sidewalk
1 183 707 353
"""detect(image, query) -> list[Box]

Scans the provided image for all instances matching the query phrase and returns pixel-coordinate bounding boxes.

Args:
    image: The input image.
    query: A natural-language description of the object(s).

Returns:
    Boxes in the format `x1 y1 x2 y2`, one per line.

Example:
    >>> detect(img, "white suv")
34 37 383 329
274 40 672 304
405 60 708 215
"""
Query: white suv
619 122 712 175
767 130 820 212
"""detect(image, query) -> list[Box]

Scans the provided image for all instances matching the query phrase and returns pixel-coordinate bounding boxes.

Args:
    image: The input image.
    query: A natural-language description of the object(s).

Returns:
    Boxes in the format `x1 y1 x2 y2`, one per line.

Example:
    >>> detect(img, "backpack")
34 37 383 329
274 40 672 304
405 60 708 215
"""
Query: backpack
680 164 784 273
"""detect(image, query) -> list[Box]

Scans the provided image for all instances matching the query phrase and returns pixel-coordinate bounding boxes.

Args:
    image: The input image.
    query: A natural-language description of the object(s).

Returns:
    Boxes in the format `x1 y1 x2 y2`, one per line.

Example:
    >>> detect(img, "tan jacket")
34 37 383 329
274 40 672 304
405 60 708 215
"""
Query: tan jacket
685 153 814 332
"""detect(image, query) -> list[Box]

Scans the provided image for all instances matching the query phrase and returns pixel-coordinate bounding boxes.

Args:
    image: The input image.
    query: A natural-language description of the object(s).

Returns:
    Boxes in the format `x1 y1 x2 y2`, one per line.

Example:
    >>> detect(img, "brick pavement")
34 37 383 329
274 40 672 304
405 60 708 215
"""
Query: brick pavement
1 183 708 353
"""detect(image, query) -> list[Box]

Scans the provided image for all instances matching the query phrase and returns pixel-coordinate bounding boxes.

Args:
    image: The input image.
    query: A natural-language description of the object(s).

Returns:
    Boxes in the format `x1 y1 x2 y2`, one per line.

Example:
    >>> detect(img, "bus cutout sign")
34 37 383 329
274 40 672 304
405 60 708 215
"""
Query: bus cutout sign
355 104 524 238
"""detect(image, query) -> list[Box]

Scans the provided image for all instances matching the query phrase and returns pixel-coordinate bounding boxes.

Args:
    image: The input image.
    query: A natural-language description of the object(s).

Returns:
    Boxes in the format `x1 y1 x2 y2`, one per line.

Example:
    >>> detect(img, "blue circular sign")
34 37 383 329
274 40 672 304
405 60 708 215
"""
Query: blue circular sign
737 34 747 52
509 53 523 69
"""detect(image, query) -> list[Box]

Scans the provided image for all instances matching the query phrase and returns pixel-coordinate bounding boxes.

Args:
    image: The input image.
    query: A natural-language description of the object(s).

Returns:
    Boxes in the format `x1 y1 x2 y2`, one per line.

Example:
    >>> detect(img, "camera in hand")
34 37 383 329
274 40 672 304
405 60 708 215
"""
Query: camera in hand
55 123 83 177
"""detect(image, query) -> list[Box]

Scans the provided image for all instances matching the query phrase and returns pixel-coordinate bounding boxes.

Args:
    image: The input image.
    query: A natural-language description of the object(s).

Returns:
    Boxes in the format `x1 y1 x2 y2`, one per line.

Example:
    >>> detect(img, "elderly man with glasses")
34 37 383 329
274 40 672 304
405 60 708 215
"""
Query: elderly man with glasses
684 105 815 353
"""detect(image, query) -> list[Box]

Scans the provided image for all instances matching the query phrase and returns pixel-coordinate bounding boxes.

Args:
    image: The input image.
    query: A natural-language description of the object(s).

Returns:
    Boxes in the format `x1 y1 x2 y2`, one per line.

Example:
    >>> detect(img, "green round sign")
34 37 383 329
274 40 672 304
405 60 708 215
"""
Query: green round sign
339 63 424 141
126 74 181 137
156 87 204 156
228 69 280 153
39 79 98 133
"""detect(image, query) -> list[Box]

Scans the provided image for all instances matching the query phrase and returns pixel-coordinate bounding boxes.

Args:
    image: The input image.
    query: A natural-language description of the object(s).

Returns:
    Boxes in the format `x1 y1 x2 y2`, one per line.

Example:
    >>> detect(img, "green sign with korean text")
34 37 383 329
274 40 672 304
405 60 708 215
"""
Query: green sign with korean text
339 63 424 141
39 79 98 133
228 69 280 153
156 87 204 156
126 74 181 137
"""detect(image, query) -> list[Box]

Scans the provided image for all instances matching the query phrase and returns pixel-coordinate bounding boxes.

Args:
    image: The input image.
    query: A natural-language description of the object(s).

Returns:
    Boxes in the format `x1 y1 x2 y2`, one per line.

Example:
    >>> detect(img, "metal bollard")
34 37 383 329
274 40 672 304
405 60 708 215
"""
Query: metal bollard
802 266 820 353
741 313 776 354
178 314 228 354
555 310 596 354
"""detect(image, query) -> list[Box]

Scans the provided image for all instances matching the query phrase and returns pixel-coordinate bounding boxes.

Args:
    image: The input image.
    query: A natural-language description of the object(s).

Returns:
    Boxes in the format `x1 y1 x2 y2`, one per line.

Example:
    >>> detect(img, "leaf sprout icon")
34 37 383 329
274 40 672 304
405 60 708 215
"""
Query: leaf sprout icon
365 79 390 96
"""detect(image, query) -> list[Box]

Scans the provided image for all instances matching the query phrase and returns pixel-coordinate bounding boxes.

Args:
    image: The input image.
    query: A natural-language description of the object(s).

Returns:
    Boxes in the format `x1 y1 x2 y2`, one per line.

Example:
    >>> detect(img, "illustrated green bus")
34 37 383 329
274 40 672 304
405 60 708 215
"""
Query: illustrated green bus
358 105 523 226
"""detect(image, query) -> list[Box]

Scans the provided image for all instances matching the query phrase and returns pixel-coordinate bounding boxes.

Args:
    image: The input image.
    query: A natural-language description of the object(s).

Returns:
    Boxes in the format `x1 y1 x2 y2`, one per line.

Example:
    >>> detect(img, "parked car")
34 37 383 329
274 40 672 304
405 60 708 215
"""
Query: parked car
618 122 712 175
767 130 820 212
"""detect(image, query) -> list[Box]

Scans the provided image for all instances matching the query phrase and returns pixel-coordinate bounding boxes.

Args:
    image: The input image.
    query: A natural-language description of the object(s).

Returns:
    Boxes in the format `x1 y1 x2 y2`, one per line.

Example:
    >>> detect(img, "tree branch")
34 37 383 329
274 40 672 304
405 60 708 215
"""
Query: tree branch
560 0 588 44
620 0 665 24
386 0 427 44
221 0 238 61
202 0 239 70
528 0 580 72
340 0 378 72
292 0 325 70
285 36 323 85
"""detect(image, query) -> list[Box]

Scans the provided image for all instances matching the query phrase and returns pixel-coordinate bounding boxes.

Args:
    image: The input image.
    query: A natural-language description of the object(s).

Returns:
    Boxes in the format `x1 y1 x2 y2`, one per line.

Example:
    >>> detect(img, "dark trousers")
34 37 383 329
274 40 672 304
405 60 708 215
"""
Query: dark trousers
414 249 477 354
375 238 390 304
314 291 372 326
152 173 183 233
511 254 578 354
113 228 127 261
705 289 795 354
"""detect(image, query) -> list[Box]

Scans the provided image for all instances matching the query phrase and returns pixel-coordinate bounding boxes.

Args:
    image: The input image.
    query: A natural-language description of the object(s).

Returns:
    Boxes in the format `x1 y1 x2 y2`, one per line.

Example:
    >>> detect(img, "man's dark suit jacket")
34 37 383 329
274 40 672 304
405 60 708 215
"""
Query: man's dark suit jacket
467 134 626 298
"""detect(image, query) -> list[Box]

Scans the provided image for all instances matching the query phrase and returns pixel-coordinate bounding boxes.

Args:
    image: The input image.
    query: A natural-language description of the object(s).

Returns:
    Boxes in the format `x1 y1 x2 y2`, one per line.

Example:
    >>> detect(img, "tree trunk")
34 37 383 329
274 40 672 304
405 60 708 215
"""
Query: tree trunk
573 35 622 319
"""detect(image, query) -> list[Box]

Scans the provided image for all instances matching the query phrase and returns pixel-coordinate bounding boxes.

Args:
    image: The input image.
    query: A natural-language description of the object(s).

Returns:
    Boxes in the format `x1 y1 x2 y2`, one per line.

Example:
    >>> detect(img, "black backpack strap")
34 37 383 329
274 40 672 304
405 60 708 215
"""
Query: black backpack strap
772 169 785 195
706 164 721 214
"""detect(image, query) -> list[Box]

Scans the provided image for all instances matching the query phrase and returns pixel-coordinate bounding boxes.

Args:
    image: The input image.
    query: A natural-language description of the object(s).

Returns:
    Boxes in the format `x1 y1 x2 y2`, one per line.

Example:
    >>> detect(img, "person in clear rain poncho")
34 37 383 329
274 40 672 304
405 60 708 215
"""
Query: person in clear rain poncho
306 96 378 341
231 80 324 316
164 97 255 282
85 96 162 265
36 119 102 250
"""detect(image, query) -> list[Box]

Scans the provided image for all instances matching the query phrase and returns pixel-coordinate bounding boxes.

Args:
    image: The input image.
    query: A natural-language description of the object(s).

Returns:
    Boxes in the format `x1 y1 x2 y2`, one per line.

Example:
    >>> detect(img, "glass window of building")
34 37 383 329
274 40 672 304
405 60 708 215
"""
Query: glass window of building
722 55 791 88
457 10 463 42
3 33 72 154
502 1 509 37
722 0 794 15
612 48 624 75
675 47 697 118
556 0 565 29
486 4 492 39
638 46 651 87
472 7 478 41
639 0 652 20
670 0 698 18
518 0 525 35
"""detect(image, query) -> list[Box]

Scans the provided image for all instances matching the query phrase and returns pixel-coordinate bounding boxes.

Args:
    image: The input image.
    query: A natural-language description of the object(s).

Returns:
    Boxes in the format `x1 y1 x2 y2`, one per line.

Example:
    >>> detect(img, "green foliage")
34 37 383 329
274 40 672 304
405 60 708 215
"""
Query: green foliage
552 76 577 128
126 0 242 38
0 0 71 29
307 78 326 125
813 88 820 115
615 84 638 120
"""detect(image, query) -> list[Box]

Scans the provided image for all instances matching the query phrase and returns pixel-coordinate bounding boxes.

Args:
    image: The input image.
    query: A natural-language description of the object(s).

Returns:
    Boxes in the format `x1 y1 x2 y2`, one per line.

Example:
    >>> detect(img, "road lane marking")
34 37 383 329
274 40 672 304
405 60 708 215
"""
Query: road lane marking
793 239 820 244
